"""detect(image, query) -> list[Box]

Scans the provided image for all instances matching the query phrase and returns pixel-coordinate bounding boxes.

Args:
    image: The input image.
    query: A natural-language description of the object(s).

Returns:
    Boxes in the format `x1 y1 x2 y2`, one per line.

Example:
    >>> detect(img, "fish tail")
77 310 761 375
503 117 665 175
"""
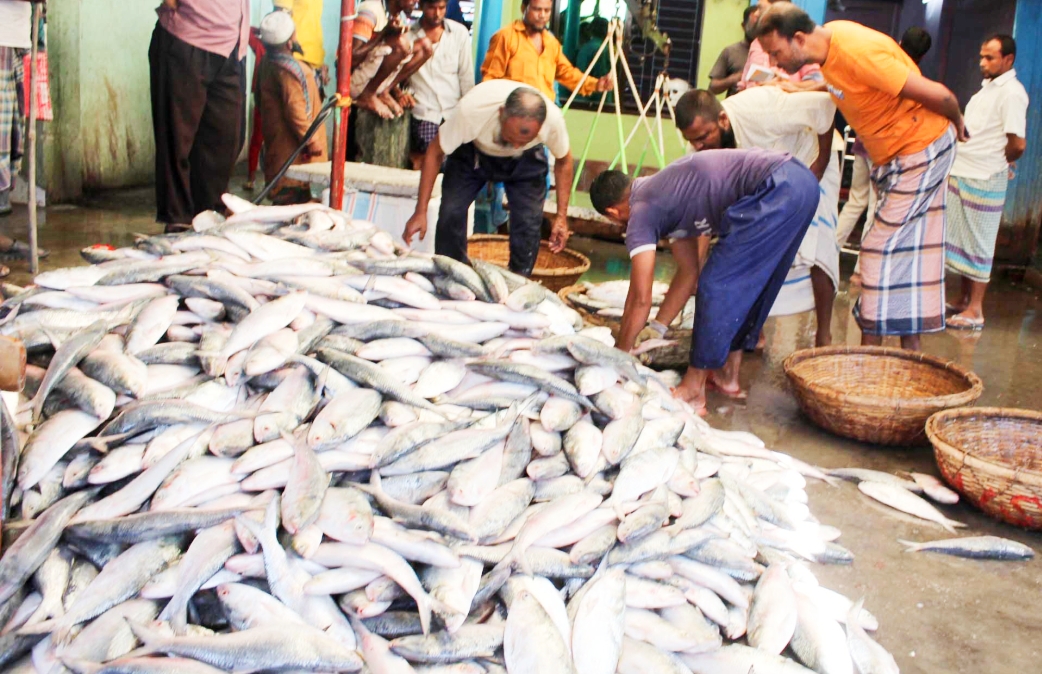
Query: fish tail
846 596 867 631
25 599 64 626
15 617 56 636
897 539 925 553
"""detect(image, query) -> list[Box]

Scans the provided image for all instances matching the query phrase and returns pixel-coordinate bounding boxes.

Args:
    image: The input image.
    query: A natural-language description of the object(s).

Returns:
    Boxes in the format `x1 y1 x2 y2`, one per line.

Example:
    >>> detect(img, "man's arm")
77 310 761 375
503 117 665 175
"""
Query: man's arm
709 72 742 96
899 73 968 141
480 31 509 82
403 135 446 245
1006 133 1026 164
651 237 703 331
617 250 657 353
549 152 574 253
809 130 833 181
555 48 610 96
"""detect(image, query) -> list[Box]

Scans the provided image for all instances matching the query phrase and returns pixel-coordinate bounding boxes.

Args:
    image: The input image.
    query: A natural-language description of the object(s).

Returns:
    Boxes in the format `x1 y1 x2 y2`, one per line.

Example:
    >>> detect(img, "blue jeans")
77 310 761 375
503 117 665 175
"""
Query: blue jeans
692 159 819 369
435 143 548 276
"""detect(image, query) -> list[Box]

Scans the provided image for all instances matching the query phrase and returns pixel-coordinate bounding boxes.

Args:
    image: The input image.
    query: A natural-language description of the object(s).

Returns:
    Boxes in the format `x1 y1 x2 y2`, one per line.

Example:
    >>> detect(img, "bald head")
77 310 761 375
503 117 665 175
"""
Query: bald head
503 87 548 124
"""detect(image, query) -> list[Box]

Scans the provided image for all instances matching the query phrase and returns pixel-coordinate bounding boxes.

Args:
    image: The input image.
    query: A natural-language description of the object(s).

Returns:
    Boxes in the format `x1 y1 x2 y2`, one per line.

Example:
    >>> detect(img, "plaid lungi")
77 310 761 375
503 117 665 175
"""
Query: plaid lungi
854 126 956 336
944 171 1009 283
0 47 23 193
410 118 439 154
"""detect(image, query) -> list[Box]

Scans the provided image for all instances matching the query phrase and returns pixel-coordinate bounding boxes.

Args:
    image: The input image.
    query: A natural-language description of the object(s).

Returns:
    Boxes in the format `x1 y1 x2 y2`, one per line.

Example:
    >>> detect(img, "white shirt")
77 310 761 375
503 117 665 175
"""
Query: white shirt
951 69 1029 180
438 79 570 159
0 1 32 49
721 87 836 167
408 19 474 125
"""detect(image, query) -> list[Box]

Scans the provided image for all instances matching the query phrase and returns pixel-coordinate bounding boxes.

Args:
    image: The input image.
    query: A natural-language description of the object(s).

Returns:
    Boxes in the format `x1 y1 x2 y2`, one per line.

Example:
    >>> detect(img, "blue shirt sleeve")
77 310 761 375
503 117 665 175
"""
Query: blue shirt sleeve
625 202 664 258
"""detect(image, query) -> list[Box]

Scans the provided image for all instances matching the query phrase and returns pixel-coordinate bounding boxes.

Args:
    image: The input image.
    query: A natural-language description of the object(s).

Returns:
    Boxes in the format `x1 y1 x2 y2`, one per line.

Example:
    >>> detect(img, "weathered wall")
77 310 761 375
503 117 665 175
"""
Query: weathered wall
695 0 747 91
45 0 157 199
77 0 157 189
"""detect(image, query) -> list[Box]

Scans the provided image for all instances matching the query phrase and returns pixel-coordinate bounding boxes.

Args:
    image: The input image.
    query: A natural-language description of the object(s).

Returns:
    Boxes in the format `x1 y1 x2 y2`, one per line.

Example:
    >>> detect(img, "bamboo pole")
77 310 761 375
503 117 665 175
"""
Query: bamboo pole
560 21 614 115
607 22 627 173
27 2 41 274
571 90 609 197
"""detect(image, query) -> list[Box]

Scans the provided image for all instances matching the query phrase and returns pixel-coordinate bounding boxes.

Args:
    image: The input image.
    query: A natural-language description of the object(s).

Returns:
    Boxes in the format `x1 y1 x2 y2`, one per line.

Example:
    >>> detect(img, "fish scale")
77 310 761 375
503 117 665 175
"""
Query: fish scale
0 197 905 674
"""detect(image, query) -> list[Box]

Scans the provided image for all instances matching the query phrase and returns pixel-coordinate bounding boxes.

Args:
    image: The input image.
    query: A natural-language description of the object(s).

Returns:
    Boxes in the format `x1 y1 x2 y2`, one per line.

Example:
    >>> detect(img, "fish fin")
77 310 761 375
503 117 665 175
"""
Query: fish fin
124 618 166 651
897 539 924 553
15 618 56 635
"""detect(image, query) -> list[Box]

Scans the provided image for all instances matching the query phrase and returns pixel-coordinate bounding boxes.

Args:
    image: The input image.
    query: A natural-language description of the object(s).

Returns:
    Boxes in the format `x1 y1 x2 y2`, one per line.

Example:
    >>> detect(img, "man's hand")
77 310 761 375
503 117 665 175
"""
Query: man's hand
403 211 428 246
394 88 417 109
549 215 571 253
595 75 613 92
956 117 970 143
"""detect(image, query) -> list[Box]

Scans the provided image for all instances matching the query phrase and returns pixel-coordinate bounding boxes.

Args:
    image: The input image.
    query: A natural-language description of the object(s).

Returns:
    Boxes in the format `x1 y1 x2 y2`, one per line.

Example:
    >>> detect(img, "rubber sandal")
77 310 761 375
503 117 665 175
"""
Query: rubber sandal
946 314 984 330
945 303 967 315
706 377 749 401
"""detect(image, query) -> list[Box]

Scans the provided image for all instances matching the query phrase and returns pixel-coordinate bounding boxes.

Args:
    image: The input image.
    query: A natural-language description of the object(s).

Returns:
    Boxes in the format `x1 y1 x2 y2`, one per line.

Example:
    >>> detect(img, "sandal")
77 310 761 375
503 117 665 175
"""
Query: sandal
706 377 749 401
946 314 984 330
945 302 967 315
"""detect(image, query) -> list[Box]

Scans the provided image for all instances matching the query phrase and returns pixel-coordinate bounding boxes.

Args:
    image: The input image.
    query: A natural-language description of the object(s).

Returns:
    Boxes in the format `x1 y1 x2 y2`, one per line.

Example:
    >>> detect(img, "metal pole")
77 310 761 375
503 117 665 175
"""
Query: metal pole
329 0 356 211
27 2 41 274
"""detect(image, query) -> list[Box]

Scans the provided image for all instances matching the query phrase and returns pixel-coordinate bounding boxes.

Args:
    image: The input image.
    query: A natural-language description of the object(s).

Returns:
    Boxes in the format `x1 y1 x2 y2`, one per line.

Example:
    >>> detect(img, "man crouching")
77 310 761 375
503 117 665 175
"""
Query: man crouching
589 149 818 414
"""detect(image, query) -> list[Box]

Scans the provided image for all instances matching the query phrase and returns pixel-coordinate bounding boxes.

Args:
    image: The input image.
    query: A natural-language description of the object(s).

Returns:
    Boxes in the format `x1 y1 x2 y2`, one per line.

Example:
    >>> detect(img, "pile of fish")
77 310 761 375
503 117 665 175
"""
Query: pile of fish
567 280 695 326
0 196 904 674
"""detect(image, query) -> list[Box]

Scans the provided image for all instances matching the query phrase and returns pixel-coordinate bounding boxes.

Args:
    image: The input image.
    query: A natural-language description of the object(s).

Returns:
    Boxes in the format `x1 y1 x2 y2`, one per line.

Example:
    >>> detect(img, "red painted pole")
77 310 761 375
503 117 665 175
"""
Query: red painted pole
330 0 356 211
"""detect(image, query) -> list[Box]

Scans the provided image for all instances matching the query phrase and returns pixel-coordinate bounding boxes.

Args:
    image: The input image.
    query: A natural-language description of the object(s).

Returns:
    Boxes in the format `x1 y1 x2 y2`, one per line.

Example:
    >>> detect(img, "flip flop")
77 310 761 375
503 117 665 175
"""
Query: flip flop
945 303 967 315
706 377 749 401
946 314 984 331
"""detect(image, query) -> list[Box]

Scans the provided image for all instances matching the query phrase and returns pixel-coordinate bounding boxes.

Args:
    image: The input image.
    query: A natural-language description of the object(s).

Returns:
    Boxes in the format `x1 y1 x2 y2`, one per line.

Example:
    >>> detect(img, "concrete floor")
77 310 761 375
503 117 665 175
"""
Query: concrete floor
2 192 1042 673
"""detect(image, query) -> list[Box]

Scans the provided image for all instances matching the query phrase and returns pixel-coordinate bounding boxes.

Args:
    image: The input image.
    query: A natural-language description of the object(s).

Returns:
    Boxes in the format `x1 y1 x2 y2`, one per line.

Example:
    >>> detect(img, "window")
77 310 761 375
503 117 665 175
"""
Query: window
554 0 703 113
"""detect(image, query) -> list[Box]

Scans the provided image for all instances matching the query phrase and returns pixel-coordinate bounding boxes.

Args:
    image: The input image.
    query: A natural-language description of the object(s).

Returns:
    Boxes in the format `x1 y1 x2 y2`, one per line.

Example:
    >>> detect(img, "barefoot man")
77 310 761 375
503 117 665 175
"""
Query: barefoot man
589 150 818 414
350 0 432 119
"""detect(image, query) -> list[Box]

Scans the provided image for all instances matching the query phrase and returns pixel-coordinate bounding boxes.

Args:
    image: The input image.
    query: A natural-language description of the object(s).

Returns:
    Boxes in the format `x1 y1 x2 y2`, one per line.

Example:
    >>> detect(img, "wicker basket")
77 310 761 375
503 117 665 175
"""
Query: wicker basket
557 284 692 370
927 407 1042 529
467 235 590 293
783 346 983 446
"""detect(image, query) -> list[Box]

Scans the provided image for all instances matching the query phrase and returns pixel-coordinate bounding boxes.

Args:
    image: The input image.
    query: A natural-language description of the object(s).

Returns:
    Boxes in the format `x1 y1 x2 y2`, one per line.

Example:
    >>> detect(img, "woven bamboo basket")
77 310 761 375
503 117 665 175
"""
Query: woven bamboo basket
557 284 692 370
927 407 1042 529
467 235 590 293
783 346 983 446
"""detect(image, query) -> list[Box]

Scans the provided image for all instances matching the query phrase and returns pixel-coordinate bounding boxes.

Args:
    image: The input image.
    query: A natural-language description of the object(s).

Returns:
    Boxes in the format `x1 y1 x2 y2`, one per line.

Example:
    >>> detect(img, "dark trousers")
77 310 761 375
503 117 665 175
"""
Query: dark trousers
149 25 245 227
435 143 548 276
692 159 819 369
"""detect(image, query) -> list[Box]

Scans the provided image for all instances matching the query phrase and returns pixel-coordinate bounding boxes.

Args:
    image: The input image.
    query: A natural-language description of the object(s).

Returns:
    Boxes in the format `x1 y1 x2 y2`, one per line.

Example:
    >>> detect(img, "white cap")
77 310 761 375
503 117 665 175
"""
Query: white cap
259 11 296 46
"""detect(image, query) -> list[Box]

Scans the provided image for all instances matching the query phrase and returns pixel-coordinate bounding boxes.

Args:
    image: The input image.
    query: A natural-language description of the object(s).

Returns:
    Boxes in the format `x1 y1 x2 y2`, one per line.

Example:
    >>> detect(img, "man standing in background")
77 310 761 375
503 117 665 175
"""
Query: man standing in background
899 26 932 67
481 0 612 101
257 11 328 205
945 34 1028 330
407 0 473 169
150 0 249 233
0 0 31 219
708 6 758 97
275 0 328 93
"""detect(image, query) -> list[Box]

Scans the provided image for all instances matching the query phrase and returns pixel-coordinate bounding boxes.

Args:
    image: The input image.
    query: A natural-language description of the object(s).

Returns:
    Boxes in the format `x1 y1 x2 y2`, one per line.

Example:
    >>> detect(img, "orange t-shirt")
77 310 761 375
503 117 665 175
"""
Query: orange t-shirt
821 21 950 165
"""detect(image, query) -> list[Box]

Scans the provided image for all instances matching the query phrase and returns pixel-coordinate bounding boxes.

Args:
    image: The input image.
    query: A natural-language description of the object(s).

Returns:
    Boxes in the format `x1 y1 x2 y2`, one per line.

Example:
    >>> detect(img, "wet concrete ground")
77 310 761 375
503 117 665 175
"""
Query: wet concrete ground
2 191 1041 673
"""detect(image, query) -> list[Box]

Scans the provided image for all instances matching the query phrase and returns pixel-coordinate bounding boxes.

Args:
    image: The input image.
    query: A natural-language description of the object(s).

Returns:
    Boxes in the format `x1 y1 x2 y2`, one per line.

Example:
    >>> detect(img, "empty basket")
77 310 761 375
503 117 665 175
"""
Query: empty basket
783 346 983 446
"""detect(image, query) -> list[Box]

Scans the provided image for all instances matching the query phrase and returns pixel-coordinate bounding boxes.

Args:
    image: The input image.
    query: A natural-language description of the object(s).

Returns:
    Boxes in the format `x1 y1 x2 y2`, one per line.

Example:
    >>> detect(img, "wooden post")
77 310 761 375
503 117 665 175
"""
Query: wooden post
27 2 41 274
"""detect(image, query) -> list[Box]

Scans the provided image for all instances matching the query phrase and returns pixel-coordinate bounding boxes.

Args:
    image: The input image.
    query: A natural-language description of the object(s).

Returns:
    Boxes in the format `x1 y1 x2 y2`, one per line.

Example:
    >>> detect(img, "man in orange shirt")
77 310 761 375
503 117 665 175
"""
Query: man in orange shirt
756 3 966 351
481 0 613 101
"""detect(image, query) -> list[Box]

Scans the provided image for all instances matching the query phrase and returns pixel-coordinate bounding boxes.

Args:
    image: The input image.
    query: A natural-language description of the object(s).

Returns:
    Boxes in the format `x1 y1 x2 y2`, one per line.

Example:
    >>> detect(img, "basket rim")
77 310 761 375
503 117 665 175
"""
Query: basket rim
926 406 1042 488
467 234 591 277
782 345 984 410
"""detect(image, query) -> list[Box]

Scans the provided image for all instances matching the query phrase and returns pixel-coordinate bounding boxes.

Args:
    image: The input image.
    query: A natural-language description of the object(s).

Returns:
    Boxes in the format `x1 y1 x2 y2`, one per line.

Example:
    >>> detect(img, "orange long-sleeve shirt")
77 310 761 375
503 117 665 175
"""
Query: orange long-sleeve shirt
480 21 599 99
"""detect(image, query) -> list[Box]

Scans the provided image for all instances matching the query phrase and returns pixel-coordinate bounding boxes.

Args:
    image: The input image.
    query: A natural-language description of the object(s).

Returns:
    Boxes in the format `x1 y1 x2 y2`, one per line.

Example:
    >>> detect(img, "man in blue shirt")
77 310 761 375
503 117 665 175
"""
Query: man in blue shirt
589 149 818 414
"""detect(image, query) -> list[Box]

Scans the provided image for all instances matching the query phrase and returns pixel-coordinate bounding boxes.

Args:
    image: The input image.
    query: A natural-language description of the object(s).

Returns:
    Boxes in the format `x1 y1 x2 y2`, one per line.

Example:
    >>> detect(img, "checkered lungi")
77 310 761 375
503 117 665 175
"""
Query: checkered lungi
944 170 1009 283
854 125 956 336
0 47 24 193
410 118 439 154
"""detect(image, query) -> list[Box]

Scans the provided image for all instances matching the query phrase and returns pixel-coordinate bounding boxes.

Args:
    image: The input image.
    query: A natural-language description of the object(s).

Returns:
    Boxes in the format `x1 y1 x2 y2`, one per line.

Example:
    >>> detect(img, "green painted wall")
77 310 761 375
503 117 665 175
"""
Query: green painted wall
45 0 157 198
696 0 748 90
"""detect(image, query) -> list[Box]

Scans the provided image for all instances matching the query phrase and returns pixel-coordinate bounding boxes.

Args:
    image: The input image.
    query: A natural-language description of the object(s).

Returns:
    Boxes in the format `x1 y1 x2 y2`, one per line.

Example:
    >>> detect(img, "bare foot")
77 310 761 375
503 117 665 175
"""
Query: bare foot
706 375 748 401
378 90 404 118
355 92 395 120
755 332 766 351
671 369 708 415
